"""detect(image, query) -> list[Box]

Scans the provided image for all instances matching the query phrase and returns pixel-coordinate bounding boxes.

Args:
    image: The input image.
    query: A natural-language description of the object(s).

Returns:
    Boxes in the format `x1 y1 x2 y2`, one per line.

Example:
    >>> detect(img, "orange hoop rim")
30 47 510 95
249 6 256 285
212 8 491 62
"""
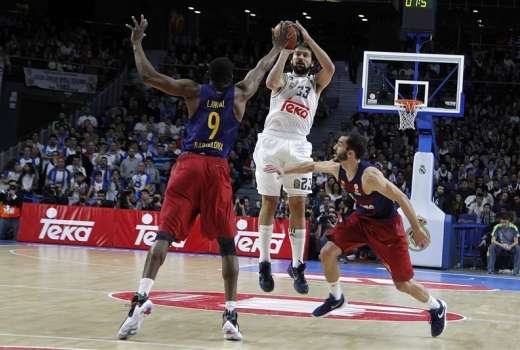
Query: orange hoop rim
395 99 424 112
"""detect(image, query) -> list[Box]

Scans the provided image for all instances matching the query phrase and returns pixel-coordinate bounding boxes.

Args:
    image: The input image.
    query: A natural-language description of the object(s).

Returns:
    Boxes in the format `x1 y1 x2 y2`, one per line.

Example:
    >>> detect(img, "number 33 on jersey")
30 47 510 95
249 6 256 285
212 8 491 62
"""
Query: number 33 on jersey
264 72 319 137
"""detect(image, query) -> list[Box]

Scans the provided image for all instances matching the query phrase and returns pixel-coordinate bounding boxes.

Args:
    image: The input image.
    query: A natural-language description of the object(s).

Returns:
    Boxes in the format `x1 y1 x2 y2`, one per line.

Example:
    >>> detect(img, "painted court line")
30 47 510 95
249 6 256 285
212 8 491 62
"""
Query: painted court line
0 345 91 350
375 267 520 281
0 332 220 350
0 283 108 295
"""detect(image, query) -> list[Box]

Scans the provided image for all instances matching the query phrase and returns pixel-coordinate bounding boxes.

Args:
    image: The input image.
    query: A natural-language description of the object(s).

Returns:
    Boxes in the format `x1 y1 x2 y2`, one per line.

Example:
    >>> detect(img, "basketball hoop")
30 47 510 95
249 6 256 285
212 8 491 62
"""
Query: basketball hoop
395 99 424 130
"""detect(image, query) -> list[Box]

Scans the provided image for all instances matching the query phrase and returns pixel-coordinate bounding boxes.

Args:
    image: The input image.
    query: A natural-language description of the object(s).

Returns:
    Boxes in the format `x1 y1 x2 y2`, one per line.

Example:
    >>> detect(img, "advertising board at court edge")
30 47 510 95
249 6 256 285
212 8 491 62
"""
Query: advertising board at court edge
18 203 307 259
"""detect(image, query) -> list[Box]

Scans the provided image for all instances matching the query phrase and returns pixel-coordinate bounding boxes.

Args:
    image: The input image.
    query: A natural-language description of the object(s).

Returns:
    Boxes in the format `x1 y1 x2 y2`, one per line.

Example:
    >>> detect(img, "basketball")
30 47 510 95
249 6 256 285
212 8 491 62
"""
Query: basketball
273 22 298 49
286 25 298 49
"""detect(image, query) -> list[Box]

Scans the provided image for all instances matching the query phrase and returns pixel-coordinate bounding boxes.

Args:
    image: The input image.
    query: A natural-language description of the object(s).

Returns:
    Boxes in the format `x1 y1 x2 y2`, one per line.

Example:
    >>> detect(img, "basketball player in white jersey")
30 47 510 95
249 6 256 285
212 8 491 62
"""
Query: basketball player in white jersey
254 21 335 294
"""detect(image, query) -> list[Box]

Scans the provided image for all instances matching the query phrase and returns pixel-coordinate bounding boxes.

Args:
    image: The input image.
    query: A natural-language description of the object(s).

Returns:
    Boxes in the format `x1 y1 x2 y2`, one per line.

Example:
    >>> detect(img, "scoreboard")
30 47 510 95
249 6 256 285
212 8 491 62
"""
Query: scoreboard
402 0 437 33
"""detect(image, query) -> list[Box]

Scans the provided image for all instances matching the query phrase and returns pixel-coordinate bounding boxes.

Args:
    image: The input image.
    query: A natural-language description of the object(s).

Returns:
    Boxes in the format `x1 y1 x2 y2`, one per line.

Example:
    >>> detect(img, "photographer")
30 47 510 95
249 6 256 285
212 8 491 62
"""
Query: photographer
316 206 340 251
136 189 159 211
90 190 115 208
0 181 22 240
234 196 253 216
117 188 137 210
40 184 68 205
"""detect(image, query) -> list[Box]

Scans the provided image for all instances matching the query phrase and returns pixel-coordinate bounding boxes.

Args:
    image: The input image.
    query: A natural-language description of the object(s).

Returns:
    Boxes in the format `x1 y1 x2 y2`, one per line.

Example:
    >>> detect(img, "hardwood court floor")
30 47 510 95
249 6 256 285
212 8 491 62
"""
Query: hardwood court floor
1 242 520 350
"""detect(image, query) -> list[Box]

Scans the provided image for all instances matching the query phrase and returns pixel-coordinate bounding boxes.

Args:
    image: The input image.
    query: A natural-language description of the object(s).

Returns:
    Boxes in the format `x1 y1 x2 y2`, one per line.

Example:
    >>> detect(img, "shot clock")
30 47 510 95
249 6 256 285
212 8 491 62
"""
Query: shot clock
402 0 437 33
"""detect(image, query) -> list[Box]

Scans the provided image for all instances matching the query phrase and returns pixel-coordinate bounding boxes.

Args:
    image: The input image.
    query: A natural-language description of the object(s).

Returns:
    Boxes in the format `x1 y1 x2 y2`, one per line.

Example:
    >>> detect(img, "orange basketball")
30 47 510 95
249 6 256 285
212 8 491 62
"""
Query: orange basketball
286 25 298 50
273 23 298 50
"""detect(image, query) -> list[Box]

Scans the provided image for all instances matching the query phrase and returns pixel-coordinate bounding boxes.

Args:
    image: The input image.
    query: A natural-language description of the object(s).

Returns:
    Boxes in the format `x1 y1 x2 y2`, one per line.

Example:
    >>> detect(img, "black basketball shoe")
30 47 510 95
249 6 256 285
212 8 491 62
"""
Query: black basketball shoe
259 261 275 292
429 299 448 337
287 262 309 294
312 293 345 317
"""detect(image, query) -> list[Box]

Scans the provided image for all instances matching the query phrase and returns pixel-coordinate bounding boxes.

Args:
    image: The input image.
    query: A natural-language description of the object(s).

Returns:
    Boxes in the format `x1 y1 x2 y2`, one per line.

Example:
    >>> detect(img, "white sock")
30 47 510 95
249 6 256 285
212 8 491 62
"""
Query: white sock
259 225 273 263
426 295 440 309
225 300 237 312
138 278 154 296
328 279 343 300
289 228 306 268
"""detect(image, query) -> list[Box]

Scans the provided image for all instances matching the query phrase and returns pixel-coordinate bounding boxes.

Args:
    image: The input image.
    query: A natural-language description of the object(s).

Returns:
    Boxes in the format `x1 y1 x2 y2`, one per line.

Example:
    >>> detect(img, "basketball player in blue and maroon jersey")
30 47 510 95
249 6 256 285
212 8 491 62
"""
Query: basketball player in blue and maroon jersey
118 15 292 341
265 133 448 338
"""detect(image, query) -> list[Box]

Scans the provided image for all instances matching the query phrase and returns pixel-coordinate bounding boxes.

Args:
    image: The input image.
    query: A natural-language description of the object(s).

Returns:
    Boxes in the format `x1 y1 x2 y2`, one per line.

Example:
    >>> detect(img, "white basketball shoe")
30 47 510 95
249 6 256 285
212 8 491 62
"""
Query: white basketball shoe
222 309 243 341
117 293 154 340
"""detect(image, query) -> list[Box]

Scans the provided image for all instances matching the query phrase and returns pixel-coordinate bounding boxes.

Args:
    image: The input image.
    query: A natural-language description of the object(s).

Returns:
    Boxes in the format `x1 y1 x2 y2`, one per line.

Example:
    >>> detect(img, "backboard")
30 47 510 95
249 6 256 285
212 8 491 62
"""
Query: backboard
359 51 464 117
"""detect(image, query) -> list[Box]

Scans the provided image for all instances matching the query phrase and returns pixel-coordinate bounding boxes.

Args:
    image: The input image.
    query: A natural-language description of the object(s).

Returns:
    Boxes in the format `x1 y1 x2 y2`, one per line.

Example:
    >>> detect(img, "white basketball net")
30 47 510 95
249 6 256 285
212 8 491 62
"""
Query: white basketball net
395 99 423 130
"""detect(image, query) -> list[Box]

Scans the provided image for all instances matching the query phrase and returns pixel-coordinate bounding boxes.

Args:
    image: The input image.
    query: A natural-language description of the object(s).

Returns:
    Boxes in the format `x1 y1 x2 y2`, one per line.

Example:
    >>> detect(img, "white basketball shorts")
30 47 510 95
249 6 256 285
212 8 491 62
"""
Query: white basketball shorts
253 132 313 197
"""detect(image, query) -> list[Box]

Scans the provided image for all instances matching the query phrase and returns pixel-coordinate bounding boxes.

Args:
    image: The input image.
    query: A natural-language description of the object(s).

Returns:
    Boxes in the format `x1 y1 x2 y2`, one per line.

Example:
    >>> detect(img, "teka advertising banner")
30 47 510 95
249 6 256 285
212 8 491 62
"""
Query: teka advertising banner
18 203 308 260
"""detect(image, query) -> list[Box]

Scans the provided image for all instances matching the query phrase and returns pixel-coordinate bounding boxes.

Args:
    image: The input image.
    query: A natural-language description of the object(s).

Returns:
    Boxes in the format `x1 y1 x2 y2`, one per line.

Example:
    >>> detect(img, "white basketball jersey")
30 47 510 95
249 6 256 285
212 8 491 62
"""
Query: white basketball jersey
264 72 319 137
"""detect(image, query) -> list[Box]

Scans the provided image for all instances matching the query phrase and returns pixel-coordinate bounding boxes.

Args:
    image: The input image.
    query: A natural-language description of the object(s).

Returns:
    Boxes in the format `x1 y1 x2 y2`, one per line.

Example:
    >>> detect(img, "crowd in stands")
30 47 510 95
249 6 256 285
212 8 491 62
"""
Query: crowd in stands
0 13 129 86
465 46 520 83
432 89 520 225
0 33 334 222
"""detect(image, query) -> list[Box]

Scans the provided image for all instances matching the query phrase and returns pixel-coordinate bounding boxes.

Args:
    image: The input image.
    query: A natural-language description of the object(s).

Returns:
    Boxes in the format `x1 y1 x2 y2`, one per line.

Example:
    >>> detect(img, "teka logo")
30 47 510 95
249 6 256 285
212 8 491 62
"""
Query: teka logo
38 207 94 242
235 219 285 254
110 291 465 322
135 213 186 248
281 99 310 118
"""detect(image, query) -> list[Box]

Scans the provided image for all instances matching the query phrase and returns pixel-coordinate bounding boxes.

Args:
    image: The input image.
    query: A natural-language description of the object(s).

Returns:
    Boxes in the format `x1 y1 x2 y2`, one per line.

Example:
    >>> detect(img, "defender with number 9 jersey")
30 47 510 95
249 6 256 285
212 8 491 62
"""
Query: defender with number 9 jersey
254 72 318 196
159 84 239 241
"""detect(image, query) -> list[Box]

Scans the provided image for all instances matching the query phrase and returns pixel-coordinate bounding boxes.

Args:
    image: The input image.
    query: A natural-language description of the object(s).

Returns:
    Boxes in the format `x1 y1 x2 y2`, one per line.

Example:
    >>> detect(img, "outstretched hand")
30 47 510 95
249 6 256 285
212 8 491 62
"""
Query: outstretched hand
271 21 292 50
411 226 430 249
126 14 148 45
293 20 311 43
264 164 284 176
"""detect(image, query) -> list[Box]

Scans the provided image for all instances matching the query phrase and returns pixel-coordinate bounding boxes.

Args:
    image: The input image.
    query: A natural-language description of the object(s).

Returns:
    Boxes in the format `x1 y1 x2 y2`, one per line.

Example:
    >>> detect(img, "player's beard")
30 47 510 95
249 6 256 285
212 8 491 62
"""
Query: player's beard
334 151 348 162
293 62 310 75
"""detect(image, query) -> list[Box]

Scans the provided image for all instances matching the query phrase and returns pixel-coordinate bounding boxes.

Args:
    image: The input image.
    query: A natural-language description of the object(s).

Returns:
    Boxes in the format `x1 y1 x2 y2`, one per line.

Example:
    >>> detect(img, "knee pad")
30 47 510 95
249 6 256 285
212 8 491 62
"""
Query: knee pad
218 237 236 256
155 231 175 245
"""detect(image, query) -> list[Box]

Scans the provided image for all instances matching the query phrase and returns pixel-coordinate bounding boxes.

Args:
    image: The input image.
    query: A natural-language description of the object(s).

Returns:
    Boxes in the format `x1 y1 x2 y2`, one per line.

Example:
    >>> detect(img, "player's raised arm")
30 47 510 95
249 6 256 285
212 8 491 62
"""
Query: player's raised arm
126 15 200 98
235 21 291 101
293 20 335 94
361 167 430 248
264 160 340 179
265 48 292 93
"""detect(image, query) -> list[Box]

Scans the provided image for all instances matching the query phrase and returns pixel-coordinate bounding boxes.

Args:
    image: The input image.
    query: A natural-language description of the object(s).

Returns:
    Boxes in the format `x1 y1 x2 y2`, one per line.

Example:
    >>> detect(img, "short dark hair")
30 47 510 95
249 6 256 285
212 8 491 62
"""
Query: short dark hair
295 42 312 53
345 132 367 159
500 212 511 221
208 57 234 87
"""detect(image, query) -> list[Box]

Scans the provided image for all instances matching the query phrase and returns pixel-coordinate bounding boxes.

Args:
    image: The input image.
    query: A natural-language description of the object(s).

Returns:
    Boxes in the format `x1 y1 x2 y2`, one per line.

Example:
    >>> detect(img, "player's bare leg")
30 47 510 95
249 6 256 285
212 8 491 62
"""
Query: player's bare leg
287 195 308 294
219 237 242 340
319 241 342 283
394 280 448 337
142 238 170 279
312 241 346 317
257 195 278 292
117 234 171 340
394 280 429 302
